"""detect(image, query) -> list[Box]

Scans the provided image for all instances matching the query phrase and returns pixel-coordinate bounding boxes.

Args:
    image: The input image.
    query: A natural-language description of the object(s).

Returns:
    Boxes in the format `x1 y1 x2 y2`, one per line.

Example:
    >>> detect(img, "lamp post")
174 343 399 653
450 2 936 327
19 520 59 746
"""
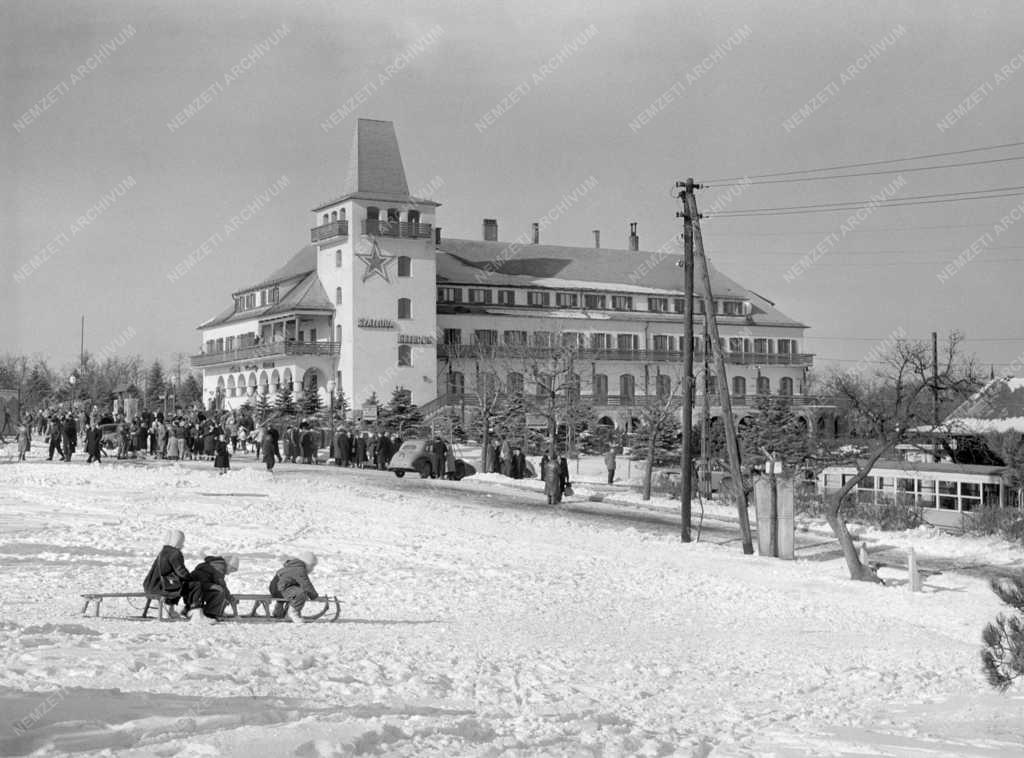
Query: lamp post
68 373 77 413
326 379 336 463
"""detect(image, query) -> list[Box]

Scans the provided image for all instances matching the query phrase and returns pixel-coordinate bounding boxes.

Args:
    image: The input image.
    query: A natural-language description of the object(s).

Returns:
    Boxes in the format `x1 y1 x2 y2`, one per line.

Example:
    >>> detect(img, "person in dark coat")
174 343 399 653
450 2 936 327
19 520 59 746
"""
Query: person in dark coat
183 554 238 622
142 529 189 619
269 551 319 623
214 435 230 474
299 423 314 464
261 427 279 471
61 415 77 461
337 428 351 466
288 426 300 463
389 435 402 464
47 416 62 461
85 422 104 463
430 437 446 479
376 434 392 471
354 433 367 468
539 454 549 480
508 447 522 479
559 456 571 497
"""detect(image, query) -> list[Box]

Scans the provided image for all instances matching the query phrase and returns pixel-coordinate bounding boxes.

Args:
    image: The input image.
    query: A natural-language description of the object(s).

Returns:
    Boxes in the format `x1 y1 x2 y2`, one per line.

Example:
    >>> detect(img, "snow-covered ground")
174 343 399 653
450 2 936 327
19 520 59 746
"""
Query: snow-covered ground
1 452 1023 757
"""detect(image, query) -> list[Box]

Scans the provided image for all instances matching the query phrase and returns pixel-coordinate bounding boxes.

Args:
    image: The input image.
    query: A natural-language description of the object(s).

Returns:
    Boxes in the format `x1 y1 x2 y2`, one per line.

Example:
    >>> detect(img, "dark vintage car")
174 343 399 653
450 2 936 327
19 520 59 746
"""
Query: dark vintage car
388 439 476 480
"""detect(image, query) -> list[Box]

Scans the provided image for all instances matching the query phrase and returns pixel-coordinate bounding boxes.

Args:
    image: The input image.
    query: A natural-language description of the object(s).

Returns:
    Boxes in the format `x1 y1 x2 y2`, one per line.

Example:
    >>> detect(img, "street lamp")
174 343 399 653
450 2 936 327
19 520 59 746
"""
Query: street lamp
68 373 77 412
326 379 336 463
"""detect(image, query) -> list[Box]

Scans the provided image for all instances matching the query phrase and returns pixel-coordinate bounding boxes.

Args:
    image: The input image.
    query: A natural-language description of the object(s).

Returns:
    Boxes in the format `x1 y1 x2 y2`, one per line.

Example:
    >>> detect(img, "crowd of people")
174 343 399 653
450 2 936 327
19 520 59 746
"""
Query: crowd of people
143 529 319 624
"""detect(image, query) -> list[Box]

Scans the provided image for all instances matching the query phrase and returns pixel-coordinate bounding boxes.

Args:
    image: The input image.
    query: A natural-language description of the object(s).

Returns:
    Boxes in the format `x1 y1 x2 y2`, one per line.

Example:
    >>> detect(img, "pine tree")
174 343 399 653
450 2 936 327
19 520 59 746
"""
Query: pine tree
275 384 297 415
180 374 203 407
146 360 166 409
380 387 423 434
981 575 1024 691
302 387 323 417
255 388 272 420
25 364 53 408
332 387 349 422
739 396 811 466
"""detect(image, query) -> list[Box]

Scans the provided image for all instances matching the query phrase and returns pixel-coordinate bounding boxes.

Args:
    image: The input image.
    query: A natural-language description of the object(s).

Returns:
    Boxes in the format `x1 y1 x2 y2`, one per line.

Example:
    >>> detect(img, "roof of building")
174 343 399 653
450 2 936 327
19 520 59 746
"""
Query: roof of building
828 459 1007 476
436 238 807 327
198 249 331 330
311 119 440 211
938 376 1024 434
827 456 1003 473
233 245 318 295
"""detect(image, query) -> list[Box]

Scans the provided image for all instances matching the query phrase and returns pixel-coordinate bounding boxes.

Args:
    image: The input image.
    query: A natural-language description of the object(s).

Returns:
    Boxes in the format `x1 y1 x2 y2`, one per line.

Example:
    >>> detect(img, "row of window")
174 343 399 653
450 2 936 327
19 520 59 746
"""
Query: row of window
438 287 749 315
235 287 280 313
839 474 1001 512
320 207 423 226
442 328 799 354
438 371 794 400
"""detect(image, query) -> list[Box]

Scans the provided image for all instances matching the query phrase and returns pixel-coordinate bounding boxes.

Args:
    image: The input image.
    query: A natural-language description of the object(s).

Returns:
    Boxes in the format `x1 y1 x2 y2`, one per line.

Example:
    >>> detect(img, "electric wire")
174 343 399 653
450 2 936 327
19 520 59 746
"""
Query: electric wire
702 139 1024 184
705 154 1024 187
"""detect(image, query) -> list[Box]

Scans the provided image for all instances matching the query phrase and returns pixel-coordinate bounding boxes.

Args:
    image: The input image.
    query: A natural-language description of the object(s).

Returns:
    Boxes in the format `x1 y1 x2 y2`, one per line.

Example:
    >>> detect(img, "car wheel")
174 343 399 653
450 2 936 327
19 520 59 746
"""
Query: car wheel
418 461 432 479
394 470 405 478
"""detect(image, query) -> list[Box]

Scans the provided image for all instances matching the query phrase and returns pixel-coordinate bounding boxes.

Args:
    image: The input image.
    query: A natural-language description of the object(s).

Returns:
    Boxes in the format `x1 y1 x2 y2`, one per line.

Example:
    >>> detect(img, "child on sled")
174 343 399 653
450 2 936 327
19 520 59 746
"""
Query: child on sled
269 551 319 624
142 529 190 620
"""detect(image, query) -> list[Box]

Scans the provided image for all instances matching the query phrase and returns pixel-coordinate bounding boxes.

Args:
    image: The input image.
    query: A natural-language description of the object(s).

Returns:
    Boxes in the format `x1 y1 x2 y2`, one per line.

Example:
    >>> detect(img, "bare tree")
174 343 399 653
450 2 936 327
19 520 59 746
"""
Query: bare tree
821 332 979 581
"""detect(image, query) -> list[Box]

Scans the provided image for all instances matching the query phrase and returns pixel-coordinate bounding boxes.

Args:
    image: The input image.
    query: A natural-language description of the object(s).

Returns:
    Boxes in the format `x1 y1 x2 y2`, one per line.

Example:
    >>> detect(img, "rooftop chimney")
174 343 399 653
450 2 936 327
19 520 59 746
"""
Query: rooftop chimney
593 229 600 248
483 218 498 241
628 222 639 251
531 222 540 244
434 227 442 245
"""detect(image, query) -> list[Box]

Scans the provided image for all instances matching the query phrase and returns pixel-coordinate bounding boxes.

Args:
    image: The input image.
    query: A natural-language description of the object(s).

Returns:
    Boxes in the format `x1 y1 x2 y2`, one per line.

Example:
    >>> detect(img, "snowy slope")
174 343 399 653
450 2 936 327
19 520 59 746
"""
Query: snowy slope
0 458 1022 757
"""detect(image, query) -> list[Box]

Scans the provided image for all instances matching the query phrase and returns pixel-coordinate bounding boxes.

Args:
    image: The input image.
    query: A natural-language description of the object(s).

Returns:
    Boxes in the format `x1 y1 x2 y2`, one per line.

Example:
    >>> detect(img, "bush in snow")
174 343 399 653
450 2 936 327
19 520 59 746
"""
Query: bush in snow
981 574 1024 691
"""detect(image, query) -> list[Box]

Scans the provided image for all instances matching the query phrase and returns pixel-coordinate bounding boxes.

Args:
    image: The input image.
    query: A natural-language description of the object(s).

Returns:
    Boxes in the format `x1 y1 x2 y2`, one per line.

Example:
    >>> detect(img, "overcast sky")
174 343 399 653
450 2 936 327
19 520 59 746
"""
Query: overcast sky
3 0 1023 376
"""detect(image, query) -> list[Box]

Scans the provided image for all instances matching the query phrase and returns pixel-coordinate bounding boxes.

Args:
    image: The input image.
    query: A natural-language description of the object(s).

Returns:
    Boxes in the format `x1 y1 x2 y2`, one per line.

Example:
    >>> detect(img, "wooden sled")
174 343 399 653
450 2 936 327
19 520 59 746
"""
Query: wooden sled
80 591 341 622
225 593 341 622
80 592 171 620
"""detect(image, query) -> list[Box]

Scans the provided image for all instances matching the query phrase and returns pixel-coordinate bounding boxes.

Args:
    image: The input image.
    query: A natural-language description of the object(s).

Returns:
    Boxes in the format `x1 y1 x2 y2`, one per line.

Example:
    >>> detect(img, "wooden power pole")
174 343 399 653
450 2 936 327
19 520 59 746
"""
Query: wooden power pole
684 185 754 554
679 179 695 542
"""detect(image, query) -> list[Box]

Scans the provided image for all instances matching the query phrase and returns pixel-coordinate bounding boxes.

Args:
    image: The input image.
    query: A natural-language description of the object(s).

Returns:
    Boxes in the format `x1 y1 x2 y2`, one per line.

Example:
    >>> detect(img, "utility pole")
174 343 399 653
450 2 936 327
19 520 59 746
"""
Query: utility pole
685 186 755 554
701 314 711 498
932 330 940 462
679 178 696 542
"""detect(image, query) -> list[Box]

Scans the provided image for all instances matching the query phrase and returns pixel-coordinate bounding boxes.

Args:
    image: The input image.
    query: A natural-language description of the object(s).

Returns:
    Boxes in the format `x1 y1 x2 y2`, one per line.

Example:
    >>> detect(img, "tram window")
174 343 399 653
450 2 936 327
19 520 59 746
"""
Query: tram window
919 479 936 507
982 483 1001 507
897 478 916 492
938 480 958 510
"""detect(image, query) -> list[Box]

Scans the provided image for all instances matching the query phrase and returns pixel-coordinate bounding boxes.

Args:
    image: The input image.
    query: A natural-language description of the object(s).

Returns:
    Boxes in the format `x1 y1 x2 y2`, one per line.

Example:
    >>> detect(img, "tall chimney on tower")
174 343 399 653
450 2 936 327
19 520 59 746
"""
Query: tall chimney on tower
482 218 498 241
531 222 540 244
628 222 639 251
593 229 600 248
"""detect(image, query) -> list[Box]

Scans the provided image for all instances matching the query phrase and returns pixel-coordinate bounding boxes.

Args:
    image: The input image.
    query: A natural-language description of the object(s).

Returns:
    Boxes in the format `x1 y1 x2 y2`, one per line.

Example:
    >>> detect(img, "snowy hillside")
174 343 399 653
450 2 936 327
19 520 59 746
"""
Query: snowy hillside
1 458 1022 757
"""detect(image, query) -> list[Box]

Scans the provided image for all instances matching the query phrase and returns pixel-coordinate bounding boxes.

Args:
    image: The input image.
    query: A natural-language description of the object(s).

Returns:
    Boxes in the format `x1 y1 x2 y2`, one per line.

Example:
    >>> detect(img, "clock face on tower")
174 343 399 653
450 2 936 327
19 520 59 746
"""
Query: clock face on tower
356 239 396 284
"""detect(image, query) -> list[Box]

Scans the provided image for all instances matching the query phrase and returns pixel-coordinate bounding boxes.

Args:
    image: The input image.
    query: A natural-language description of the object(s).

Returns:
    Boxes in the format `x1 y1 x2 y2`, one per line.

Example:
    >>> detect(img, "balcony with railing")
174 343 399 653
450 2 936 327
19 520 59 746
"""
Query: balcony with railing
310 220 349 243
436 344 813 366
191 340 341 368
362 220 433 238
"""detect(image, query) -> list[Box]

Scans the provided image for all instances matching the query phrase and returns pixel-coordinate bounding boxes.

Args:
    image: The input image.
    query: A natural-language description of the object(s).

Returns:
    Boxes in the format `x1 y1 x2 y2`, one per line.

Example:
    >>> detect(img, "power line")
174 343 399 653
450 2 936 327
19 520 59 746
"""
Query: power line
707 153 1024 187
713 245 1024 257
703 139 1024 184
720 256 1024 267
704 222 997 235
709 188 1024 218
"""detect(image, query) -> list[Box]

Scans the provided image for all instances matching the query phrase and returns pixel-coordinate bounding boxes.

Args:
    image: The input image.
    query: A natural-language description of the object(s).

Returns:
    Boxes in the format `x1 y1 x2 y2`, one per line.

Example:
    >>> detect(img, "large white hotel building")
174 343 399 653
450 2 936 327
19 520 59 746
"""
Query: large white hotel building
194 119 835 434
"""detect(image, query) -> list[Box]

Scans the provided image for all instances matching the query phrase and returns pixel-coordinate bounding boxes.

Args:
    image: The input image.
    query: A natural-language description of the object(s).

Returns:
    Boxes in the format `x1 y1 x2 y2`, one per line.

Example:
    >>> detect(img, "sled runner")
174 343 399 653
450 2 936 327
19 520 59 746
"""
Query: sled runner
80 591 342 622
226 593 341 621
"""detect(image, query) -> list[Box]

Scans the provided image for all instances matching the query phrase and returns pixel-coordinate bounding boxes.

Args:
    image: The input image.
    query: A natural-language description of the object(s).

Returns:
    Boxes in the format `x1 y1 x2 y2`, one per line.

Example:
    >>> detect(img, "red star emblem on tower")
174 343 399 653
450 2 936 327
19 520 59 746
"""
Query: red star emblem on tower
356 239 395 283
